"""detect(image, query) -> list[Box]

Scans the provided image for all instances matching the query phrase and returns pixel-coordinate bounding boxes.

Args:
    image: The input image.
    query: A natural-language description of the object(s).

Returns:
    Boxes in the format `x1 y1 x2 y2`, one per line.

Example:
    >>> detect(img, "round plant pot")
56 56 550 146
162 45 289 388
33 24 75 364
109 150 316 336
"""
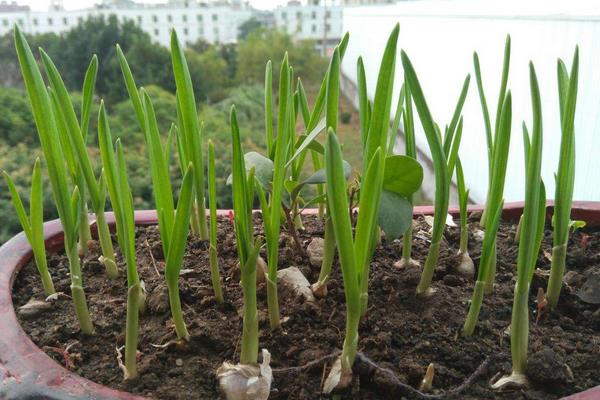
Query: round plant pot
0 204 599 399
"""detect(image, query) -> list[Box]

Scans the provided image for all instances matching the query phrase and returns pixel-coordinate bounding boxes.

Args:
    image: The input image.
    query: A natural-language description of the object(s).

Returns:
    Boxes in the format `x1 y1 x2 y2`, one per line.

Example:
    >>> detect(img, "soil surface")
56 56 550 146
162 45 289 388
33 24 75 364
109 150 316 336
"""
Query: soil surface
12 213 600 399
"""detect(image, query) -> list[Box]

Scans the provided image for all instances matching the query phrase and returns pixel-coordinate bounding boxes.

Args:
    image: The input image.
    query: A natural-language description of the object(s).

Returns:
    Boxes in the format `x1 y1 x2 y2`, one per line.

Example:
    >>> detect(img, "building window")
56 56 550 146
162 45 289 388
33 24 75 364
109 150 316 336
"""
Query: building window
2 19 8 27
199 26 204 35
48 18 53 26
183 27 188 35
63 17 68 25
296 11 302 19
311 24 316 33
311 11 317 19
197 14 203 21
154 28 159 36
325 11 331 18
182 15 187 22
282 12 287 19
33 18 38 26
326 23 331 32
153 15 158 23
18 18 24 26
212 14 218 21
77 16 83 24
137 15 142 23
167 15 172 22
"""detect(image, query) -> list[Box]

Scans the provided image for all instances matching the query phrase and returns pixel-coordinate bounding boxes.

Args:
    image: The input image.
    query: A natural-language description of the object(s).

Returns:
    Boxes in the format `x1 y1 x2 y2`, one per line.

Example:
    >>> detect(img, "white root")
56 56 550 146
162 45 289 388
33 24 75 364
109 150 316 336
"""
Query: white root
491 372 528 390
322 356 352 394
217 349 273 400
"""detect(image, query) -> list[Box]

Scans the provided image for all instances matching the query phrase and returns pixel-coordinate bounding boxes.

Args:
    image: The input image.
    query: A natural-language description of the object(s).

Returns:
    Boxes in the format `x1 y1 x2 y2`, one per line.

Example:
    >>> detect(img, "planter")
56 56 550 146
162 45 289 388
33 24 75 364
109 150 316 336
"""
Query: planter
0 203 599 399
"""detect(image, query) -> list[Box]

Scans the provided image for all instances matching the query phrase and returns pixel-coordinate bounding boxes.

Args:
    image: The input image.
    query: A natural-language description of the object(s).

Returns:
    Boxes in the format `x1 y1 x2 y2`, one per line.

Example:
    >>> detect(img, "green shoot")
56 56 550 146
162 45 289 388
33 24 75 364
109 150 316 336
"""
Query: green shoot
171 30 208 240
481 90 513 294
141 89 195 341
14 26 93 334
40 49 118 278
493 63 546 389
401 50 466 297
323 131 384 392
476 35 511 227
398 80 419 268
357 24 418 316
208 139 224 304
260 54 294 329
463 90 512 334
455 158 473 276
309 42 345 298
4 159 55 296
230 106 263 364
546 47 579 308
97 103 142 379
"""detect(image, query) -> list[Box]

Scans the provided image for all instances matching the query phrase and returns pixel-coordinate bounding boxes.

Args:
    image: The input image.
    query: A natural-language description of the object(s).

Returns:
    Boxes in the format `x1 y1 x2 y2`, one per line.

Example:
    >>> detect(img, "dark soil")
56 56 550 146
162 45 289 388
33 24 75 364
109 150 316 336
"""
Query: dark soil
12 213 600 399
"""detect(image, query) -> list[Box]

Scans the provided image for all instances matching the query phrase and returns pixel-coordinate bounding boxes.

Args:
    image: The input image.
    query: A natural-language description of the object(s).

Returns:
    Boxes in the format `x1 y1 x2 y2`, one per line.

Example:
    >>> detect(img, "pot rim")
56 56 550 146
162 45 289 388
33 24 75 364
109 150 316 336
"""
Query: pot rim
0 202 599 399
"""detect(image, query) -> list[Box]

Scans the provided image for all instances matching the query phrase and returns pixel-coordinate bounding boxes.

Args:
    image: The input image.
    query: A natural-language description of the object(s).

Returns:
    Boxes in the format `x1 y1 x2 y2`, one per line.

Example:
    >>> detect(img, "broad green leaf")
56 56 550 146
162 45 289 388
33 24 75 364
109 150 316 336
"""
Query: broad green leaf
226 152 274 189
377 190 413 240
382 155 423 197
289 160 351 201
569 220 586 232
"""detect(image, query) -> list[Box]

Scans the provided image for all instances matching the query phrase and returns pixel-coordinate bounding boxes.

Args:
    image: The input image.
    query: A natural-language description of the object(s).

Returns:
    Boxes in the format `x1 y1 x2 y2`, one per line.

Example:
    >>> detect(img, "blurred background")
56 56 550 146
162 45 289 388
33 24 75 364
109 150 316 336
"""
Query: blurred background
0 0 597 243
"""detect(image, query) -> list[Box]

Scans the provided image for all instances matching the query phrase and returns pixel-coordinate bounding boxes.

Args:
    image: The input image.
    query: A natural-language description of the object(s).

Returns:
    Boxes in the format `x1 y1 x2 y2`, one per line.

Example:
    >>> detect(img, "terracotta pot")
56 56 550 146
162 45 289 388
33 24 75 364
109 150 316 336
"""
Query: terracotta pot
0 204 598 399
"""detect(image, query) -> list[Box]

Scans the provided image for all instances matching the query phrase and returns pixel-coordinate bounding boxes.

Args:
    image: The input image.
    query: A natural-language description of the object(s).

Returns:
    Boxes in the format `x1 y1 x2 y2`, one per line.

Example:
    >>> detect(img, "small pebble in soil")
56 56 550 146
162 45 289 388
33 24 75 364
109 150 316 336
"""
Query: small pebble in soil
306 237 325 268
443 274 462 287
527 349 569 386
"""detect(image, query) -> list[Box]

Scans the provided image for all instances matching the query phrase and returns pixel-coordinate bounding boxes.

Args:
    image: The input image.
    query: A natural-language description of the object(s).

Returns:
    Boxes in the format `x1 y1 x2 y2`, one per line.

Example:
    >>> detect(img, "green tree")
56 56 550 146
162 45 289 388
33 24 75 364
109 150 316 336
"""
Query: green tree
0 87 37 146
238 17 264 40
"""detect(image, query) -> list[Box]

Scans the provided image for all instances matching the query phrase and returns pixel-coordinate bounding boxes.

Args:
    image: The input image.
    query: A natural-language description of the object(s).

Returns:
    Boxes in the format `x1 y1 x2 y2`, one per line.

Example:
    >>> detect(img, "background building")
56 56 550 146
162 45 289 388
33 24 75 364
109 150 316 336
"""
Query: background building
0 0 358 49
272 1 343 52
0 0 254 46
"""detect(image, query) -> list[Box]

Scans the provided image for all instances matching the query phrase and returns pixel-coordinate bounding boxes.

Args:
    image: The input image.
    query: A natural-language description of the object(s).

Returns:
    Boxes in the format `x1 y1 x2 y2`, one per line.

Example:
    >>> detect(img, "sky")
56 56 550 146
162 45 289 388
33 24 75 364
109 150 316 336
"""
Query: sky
17 0 287 11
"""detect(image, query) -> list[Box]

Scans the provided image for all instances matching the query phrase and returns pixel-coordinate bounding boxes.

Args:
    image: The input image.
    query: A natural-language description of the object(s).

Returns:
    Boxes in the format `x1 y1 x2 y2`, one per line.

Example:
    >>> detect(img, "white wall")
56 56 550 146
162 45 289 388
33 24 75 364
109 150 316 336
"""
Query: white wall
342 0 600 203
